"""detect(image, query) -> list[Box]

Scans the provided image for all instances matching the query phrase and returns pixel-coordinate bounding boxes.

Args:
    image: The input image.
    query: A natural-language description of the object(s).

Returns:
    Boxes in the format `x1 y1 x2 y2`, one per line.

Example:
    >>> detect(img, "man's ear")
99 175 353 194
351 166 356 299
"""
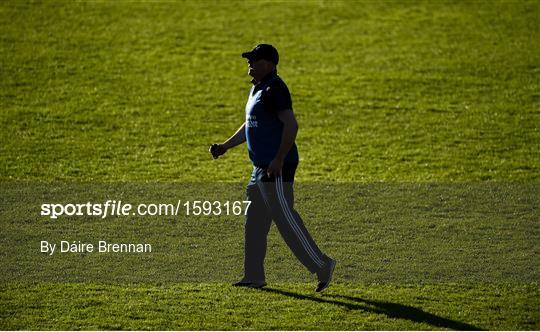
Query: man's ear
265 60 276 72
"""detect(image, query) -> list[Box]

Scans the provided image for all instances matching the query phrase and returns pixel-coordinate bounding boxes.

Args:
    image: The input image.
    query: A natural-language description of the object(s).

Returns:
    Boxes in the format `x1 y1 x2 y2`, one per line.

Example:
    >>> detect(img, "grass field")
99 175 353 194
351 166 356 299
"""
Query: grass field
1 0 539 182
1 0 539 330
1 283 537 330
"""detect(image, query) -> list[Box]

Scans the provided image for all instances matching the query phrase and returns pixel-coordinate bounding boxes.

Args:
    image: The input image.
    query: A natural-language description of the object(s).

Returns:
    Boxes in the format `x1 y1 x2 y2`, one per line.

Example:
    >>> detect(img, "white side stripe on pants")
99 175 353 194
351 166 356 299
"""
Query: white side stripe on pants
275 175 325 268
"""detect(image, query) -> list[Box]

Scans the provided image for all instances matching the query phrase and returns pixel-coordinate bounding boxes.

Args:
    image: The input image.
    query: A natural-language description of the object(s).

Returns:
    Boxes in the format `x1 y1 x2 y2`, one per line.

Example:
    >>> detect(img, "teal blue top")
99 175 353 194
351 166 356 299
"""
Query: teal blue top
245 71 299 167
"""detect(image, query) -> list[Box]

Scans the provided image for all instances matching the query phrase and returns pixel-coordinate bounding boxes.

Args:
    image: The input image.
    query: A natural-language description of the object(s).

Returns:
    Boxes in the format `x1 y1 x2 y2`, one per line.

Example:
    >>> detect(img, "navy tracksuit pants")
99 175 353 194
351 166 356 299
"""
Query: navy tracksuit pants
243 164 330 282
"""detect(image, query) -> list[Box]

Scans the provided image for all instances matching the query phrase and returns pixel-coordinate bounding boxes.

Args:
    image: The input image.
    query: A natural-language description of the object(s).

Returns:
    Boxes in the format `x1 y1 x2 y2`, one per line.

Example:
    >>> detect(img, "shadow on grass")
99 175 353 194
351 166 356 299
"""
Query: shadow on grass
259 287 482 330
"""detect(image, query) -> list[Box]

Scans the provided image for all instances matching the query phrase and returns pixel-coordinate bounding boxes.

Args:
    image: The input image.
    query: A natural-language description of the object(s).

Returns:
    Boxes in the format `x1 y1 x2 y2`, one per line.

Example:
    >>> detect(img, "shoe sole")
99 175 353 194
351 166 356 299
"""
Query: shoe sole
248 282 267 289
317 259 336 292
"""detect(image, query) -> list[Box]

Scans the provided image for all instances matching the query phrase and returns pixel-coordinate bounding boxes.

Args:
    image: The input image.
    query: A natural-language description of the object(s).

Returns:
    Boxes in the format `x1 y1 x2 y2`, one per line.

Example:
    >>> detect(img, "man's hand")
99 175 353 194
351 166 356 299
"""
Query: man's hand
267 157 284 178
209 143 227 159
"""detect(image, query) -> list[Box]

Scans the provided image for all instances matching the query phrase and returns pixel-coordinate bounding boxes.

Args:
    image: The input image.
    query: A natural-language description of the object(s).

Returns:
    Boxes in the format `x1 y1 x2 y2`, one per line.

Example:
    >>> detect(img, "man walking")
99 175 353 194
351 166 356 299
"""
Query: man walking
210 44 336 292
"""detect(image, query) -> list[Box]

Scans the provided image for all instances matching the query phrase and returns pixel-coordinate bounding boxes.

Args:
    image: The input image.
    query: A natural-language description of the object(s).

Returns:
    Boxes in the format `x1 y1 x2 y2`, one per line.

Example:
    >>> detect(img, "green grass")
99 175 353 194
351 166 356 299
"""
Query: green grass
1 182 538 284
1 182 538 329
1 0 539 330
1 1 539 182
1 283 538 330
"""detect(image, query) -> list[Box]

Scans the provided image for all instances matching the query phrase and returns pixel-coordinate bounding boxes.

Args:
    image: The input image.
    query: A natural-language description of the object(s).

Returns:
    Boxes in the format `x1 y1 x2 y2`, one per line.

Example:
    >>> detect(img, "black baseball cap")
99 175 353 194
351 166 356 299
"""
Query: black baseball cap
241 44 279 65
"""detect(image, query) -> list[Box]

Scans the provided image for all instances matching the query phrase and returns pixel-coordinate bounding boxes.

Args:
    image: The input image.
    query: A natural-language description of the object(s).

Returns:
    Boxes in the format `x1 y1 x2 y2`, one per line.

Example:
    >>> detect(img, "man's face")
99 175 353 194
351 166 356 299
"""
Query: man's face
247 58 272 80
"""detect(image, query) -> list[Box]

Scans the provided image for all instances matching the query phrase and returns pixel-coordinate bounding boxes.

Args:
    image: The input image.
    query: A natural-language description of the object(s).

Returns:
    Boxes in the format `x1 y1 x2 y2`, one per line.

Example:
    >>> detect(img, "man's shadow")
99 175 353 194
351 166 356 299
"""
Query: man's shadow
258 287 482 330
